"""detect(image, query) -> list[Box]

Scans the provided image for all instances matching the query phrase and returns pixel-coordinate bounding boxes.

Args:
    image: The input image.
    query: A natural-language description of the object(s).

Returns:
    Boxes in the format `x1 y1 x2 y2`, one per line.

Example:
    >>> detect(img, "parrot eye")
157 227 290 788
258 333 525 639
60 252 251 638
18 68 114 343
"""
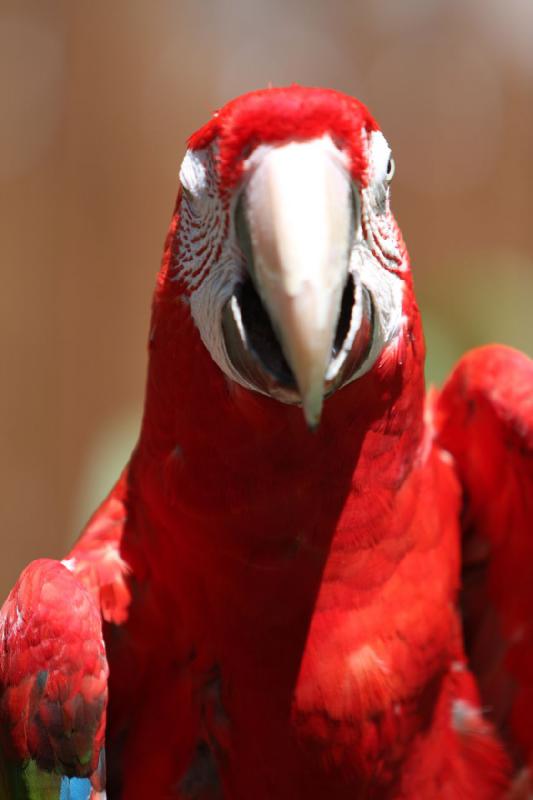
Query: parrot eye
368 130 395 187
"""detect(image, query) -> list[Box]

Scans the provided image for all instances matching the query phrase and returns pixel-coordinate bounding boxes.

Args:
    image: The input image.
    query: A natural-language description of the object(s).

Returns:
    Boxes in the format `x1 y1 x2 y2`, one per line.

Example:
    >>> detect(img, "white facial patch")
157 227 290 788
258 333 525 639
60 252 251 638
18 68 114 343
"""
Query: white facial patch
179 146 209 199
175 146 249 384
360 129 406 273
368 129 394 186
345 242 404 384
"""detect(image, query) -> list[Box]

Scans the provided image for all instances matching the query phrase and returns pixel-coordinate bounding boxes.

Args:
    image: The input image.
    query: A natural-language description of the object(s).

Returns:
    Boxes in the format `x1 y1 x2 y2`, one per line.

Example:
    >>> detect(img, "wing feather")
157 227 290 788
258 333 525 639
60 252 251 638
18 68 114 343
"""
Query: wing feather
435 344 533 770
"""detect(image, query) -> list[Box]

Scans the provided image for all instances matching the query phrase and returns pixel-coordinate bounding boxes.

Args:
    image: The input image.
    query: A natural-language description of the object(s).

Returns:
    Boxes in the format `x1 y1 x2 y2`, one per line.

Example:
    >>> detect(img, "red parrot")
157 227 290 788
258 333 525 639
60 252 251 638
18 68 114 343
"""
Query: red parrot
1 86 532 799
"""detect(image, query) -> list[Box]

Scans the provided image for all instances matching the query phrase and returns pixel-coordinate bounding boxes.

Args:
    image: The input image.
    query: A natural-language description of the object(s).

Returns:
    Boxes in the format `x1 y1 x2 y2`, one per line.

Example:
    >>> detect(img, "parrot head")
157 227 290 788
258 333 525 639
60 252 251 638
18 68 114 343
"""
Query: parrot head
159 86 416 430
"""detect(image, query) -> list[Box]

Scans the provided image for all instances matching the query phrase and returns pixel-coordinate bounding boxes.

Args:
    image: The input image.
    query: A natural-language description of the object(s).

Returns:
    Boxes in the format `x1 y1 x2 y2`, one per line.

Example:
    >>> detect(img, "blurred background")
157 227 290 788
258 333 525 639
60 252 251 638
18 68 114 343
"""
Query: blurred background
1 0 532 599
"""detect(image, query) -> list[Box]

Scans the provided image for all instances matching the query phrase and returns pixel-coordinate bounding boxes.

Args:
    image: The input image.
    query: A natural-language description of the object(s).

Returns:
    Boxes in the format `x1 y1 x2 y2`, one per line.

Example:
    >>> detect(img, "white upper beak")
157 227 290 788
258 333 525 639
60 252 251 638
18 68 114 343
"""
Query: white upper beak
243 137 353 428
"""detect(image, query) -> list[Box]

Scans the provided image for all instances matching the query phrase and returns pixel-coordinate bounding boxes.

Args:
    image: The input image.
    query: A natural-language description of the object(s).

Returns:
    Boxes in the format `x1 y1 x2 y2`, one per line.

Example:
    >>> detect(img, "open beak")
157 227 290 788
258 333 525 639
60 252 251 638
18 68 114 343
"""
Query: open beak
242 138 353 428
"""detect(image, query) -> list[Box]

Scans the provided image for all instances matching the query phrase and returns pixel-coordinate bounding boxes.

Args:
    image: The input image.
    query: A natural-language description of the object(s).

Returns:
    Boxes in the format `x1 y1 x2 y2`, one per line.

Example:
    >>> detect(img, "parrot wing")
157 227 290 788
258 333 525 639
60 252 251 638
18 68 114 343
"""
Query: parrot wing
0 559 108 799
63 469 131 628
435 344 533 779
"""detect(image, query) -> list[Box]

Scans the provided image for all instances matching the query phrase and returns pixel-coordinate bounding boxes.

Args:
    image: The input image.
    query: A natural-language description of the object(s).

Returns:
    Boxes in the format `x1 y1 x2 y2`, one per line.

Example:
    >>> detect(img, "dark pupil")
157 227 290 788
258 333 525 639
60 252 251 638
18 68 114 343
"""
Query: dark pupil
387 157 393 176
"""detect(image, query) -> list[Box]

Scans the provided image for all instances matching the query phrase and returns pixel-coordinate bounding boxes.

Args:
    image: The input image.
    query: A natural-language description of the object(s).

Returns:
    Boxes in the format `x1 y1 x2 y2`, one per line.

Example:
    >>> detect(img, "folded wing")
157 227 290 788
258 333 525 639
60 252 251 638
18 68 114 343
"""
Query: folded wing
0 559 108 799
435 344 533 778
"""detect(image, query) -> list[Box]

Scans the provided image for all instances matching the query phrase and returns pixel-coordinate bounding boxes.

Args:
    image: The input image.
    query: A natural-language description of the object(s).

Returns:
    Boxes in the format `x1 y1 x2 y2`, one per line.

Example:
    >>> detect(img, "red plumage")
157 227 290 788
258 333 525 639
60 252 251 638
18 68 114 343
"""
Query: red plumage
1 86 532 799
436 346 533 772
188 86 378 188
0 560 107 788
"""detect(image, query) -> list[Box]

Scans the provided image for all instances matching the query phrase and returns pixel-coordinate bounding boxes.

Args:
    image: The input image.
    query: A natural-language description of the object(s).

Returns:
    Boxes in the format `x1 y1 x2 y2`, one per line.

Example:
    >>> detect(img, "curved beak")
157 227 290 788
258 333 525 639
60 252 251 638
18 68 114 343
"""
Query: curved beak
242 138 353 428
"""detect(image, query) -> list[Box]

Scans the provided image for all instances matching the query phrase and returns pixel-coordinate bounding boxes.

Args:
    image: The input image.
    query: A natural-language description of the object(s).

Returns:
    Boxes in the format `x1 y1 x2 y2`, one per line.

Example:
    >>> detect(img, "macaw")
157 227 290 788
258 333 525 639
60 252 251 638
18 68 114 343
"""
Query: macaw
1 86 532 799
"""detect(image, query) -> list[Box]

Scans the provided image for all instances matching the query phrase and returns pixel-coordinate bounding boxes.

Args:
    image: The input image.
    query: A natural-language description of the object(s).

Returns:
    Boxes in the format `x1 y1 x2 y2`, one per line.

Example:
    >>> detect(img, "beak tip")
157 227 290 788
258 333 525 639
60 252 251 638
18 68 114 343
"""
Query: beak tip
302 390 324 432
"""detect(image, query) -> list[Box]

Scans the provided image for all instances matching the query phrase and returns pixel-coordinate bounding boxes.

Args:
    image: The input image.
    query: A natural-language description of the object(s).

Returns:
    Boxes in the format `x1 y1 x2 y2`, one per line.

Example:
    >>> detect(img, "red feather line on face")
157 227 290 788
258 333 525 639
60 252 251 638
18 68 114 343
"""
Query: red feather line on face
187 85 379 189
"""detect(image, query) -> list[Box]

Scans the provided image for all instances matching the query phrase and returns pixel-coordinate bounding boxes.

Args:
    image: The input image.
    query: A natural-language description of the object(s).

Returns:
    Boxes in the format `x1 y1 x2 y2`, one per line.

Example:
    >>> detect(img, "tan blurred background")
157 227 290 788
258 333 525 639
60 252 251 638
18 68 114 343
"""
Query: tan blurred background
1 0 532 599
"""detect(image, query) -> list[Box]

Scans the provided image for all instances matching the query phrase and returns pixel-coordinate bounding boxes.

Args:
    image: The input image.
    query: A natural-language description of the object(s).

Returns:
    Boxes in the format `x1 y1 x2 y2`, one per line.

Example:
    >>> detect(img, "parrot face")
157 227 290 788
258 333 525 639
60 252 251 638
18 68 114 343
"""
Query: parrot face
176 87 407 426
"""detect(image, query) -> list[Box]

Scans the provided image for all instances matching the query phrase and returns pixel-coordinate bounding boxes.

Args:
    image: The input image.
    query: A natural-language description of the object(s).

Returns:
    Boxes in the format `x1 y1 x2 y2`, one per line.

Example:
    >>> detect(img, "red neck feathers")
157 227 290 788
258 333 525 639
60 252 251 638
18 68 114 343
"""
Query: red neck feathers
130 219 425 566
